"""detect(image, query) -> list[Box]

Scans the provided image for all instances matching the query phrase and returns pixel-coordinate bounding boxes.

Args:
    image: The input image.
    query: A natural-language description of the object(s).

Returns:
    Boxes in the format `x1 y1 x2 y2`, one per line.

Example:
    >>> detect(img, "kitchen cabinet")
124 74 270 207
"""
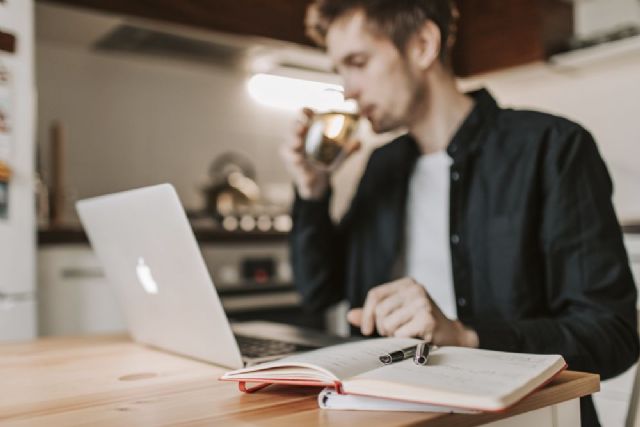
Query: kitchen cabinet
625 233 640 287
38 246 127 336
452 0 573 76
39 0 574 77
0 300 36 342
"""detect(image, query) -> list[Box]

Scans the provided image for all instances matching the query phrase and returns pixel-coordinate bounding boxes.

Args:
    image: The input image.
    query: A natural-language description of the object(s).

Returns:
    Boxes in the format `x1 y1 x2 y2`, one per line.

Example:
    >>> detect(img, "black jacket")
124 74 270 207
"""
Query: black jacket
290 89 638 426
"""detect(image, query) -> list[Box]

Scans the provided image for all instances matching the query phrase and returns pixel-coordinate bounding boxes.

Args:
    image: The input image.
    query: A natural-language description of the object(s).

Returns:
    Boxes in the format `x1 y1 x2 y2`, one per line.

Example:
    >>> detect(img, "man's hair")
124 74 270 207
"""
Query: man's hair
305 0 458 62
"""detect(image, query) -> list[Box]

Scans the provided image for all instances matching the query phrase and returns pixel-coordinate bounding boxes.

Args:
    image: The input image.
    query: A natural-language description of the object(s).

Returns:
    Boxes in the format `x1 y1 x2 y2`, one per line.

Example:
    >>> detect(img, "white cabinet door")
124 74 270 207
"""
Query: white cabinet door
625 234 640 291
0 300 36 342
38 246 126 336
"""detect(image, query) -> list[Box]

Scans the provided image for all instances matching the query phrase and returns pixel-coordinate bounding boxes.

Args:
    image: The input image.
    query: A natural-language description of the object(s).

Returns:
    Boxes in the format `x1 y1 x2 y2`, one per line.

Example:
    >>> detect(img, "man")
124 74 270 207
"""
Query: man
280 1 639 425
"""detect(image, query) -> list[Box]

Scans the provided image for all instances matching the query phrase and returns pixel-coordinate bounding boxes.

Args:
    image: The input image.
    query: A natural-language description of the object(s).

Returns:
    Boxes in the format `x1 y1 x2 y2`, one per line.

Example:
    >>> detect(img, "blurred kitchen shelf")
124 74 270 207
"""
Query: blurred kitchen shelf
216 283 294 297
38 225 289 245
41 220 639 246
623 223 640 234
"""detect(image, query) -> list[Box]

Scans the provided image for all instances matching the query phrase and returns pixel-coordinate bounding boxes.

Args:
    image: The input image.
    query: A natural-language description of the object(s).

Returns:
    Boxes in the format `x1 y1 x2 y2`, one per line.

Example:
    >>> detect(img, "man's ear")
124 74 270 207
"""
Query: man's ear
408 20 441 70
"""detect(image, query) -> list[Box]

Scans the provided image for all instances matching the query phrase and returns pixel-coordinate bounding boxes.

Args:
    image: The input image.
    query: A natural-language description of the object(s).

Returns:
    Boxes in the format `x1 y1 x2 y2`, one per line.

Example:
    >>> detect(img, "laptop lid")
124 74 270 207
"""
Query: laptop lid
76 183 245 369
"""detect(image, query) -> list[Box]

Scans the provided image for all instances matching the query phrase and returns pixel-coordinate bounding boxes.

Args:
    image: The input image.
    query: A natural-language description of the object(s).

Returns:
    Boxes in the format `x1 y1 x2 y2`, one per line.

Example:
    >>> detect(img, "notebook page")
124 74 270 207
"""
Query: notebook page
343 347 564 409
222 337 419 382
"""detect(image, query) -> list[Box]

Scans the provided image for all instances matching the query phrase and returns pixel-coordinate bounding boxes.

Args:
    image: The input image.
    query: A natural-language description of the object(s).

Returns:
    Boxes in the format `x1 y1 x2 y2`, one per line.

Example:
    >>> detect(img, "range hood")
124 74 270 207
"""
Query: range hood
93 24 248 68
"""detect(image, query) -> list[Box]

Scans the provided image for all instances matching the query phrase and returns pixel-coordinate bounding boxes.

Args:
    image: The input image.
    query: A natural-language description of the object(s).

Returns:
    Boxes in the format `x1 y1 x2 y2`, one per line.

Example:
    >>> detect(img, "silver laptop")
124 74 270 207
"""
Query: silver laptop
76 183 336 369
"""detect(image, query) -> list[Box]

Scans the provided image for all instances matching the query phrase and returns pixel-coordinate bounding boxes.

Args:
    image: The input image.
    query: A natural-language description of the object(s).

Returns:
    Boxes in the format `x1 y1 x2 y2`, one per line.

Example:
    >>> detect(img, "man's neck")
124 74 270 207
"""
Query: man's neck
409 72 474 155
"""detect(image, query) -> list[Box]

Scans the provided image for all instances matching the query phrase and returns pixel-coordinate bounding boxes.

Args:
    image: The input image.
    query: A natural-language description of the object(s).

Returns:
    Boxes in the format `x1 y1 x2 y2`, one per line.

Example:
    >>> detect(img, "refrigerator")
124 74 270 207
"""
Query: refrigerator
0 0 36 341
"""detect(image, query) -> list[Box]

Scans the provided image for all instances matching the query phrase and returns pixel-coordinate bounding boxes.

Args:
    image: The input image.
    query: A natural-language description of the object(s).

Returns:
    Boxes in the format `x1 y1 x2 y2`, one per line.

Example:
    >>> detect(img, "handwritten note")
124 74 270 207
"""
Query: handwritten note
345 346 564 408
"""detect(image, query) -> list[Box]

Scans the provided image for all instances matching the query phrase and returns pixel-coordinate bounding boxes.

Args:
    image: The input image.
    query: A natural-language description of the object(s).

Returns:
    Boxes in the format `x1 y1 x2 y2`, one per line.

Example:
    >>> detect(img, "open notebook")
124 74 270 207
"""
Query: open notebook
220 337 567 412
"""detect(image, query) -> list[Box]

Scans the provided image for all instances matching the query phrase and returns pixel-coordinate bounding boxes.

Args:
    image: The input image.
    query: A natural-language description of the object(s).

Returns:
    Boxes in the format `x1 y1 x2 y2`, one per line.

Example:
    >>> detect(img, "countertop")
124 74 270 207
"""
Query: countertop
0 335 599 427
38 222 640 245
38 225 289 245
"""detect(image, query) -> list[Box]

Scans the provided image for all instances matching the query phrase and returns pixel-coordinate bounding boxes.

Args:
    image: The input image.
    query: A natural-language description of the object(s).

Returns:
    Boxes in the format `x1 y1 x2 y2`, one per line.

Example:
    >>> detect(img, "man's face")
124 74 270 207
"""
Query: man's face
326 10 424 134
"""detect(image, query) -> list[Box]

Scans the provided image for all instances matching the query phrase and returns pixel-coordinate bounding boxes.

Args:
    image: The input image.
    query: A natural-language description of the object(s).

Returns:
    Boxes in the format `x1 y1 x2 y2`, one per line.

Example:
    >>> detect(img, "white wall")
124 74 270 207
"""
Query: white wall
0 0 36 340
574 0 640 39
36 43 297 219
35 34 386 223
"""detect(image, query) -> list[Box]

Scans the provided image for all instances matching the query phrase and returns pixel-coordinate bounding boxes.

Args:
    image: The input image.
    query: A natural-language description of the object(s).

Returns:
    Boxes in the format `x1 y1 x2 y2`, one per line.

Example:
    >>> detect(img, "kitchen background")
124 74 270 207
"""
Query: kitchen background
34 1 640 221
1 0 640 425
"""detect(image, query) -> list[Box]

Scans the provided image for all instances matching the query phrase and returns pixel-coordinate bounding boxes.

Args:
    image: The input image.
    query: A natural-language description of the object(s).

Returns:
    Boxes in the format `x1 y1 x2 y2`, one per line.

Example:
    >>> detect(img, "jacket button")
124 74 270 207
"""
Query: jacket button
451 234 460 245
457 297 467 307
452 171 460 181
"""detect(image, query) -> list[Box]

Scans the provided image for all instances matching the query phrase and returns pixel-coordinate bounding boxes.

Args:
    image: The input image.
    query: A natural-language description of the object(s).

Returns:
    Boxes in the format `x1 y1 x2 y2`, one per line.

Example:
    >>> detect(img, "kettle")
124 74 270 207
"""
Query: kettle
201 152 261 223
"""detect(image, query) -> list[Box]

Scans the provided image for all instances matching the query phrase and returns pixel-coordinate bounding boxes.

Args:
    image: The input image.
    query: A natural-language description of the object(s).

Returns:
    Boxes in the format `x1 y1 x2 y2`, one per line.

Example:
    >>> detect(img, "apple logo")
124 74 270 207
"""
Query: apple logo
136 257 159 295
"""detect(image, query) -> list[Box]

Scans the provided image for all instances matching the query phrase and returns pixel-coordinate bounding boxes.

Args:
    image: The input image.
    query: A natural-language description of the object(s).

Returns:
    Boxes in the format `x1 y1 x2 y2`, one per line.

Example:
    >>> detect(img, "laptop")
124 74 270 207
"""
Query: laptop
76 183 337 369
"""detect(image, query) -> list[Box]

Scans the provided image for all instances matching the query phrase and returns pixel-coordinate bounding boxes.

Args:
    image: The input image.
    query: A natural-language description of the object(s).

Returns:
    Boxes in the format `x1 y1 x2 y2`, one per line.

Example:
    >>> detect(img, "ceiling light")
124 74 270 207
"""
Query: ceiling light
247 73 357 112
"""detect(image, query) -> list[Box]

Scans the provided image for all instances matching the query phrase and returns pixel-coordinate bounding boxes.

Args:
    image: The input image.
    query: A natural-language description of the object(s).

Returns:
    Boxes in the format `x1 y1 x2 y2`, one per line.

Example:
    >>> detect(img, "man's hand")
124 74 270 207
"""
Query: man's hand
280 108 361 200
347 277 479 347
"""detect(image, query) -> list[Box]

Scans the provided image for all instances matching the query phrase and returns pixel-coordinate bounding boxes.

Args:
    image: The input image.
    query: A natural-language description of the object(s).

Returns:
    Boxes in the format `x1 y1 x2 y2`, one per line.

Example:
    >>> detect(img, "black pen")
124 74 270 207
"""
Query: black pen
379 345 417 364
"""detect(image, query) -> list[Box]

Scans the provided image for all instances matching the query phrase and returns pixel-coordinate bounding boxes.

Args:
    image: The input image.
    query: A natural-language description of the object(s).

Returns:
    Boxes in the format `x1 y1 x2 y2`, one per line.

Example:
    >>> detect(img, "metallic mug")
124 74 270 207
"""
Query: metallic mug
303 111 360 169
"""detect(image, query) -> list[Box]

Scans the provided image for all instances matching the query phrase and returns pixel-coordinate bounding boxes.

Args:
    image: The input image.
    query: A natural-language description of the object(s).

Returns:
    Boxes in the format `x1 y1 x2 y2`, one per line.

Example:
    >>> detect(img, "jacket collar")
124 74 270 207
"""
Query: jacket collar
446 88 500 161
400 88 500 162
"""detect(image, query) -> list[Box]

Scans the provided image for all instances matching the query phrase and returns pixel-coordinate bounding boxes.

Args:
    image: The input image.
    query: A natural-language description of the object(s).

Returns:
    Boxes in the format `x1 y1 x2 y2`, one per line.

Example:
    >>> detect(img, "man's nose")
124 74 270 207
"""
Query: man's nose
342 80 360 102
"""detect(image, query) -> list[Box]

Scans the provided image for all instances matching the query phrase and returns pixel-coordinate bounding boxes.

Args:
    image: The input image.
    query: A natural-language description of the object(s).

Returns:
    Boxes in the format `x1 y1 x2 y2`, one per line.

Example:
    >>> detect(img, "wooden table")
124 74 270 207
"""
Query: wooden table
0 335 599 427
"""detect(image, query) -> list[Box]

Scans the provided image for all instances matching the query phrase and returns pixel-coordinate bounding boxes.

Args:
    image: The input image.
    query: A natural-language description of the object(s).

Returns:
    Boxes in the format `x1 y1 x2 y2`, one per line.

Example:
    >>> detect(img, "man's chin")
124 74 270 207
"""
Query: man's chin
370 120 403 135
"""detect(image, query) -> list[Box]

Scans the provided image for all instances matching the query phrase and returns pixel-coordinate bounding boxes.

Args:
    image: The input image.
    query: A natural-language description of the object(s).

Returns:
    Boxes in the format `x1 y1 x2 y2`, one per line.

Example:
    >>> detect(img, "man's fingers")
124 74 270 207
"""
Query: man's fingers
361 293 379 336
290 125 307 149
360 300 375 336
352 278 445 341
296 108 314 136
361 281 408 336
293 108 314 140
295 124 309 141
392 301 435 340
280 144 307 169
382 306 414 336
361 283 401 335
345 140 362 156
393 319 421 338
347 308 363 327
392 316 424 338
327 140 362 172
302 107 314 118
374 293 402 336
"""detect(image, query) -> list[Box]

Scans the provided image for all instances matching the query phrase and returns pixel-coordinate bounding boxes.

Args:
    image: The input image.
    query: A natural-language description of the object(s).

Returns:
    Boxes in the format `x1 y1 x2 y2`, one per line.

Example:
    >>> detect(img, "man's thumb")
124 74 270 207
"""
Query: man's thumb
347 308 363 326
345 140 362 157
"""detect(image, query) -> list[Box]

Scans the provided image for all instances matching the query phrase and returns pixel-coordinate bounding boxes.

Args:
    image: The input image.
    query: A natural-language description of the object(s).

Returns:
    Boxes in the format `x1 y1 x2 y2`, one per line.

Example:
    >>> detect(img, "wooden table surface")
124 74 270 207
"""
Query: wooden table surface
0 335 599 427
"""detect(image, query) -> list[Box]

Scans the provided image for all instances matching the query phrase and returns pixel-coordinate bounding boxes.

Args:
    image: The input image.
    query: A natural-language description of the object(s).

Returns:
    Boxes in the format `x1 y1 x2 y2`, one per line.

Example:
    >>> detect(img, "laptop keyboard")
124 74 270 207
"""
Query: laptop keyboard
235 334 319 358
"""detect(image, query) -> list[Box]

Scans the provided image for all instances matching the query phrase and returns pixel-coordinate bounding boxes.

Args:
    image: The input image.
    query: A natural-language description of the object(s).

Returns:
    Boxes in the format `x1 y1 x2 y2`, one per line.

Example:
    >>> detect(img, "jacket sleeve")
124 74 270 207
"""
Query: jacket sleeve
289 151 381 313
470 125 639 380
290 188 346 313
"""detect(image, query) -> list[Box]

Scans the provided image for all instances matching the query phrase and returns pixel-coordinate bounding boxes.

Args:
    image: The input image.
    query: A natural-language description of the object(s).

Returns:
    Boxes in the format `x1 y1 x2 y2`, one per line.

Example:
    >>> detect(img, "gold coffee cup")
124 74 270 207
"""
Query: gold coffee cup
304 111 360 168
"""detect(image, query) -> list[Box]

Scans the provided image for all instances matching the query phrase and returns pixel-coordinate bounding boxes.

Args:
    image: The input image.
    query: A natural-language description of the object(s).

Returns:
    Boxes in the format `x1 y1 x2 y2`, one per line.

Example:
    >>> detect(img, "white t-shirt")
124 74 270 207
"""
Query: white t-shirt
404 150 457 319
